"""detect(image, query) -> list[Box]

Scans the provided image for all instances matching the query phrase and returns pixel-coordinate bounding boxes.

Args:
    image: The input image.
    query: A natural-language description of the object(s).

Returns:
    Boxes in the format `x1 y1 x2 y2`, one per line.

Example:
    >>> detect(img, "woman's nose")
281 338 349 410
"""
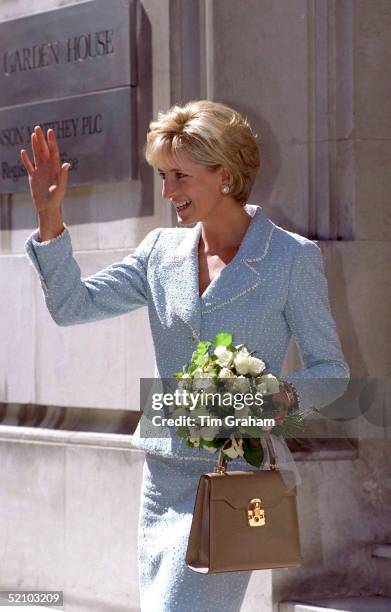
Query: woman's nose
161 175 177 200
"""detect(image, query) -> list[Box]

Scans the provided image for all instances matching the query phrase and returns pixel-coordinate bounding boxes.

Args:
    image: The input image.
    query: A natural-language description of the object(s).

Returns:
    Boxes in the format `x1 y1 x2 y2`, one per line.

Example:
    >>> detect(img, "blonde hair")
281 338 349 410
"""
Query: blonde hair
144 100 260 205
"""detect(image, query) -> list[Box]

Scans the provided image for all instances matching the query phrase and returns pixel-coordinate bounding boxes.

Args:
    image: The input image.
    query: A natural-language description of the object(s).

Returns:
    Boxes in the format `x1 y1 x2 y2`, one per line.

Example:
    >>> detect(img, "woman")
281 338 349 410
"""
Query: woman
21 100 349 611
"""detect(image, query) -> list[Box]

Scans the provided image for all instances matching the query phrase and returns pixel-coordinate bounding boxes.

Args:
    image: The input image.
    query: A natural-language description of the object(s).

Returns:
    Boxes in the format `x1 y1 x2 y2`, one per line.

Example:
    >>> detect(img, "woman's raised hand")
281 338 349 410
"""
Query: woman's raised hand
20 126 70 214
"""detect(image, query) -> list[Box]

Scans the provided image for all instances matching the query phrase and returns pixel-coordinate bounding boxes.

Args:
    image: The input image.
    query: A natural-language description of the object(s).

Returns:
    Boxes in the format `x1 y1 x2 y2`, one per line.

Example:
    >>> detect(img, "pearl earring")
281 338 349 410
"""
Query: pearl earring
221 184 230 194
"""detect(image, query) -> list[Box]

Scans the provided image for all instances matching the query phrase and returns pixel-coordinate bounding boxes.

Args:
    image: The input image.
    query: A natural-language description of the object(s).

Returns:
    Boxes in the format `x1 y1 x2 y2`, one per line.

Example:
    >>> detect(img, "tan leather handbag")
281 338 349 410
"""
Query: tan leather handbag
186 435 302 573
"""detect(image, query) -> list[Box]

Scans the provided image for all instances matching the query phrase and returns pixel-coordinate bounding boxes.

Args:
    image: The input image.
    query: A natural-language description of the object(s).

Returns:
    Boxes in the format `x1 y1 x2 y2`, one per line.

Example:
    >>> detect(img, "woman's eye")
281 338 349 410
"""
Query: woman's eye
158 172 187 179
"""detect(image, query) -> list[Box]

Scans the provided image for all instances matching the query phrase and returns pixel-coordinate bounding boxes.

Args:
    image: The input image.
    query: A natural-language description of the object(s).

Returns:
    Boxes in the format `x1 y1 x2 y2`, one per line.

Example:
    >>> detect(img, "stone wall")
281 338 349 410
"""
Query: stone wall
0 1 389 610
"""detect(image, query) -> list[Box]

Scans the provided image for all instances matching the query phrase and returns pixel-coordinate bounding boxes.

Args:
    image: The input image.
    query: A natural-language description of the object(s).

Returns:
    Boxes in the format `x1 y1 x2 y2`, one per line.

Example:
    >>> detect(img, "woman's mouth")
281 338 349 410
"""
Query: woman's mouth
175 200 192 212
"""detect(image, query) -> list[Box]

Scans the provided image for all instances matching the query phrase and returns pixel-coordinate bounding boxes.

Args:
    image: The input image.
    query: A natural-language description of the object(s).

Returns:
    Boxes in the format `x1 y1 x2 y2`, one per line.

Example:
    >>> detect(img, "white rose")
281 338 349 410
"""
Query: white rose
236 346 250 355
201 381 218 395
193 368 210 379
247 356 266 376
172 405 188 417
189 434 201 446
214 346 234 368
200 425 220 441
233 350 252 375
188 423 219 442
218 368 235 379
192 370 211 390
223 435 244 459
234 405 251 417
232 375 251 394
257 374 280 395
203 444 218 454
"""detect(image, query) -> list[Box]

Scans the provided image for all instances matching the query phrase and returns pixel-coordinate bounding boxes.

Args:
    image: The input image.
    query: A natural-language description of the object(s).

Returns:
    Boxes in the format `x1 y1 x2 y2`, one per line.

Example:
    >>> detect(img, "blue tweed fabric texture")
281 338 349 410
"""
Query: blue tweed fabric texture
25 203 350 611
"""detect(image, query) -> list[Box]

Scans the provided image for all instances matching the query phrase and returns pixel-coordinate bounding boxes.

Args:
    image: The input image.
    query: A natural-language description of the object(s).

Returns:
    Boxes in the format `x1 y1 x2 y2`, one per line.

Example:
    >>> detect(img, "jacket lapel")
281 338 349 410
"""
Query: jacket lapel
199 205 276 314
161 222 202 342
164 204 275 341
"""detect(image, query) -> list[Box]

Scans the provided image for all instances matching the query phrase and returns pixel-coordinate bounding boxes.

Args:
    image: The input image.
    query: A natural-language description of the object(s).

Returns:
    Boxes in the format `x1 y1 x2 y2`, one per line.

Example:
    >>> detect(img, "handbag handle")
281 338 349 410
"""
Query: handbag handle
214 433 278 474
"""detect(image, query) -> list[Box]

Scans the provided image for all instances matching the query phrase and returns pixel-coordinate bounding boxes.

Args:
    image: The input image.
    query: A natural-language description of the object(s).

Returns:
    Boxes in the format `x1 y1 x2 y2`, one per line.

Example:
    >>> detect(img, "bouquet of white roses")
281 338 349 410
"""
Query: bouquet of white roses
170 332 305 468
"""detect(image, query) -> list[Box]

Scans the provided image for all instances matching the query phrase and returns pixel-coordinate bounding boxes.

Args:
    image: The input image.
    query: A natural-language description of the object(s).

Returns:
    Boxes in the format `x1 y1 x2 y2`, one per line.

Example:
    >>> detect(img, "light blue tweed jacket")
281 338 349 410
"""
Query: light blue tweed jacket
24 204 350 463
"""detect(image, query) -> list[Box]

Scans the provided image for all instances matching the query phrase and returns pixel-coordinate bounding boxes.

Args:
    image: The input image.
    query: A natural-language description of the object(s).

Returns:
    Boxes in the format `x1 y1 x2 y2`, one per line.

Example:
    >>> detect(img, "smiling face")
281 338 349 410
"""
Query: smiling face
158 152 229 226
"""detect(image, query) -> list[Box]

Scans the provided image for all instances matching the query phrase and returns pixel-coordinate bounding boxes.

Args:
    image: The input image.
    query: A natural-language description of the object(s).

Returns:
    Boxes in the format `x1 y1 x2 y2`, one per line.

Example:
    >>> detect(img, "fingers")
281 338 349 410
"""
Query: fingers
20 149 35 176
35 125 50 160
47 163 70 199
21 126 65 180
59 162 70 191
31 125 50 167
49 162 70 193
31 133 39 167
47 128 61 167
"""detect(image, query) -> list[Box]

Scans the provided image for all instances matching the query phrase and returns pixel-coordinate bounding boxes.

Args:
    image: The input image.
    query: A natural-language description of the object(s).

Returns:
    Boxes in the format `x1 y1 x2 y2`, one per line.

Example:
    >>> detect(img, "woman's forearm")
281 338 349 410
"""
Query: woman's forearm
37 207 65 242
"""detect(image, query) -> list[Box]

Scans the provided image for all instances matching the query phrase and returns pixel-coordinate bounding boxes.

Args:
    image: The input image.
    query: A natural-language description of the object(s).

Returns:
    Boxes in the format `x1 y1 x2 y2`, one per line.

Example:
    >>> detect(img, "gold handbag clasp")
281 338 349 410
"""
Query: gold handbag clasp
247 498 265 527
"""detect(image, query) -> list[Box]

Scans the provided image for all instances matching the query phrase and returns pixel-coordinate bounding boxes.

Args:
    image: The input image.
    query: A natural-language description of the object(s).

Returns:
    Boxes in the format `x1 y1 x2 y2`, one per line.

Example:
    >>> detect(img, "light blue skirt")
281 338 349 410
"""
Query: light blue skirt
137 453 256 612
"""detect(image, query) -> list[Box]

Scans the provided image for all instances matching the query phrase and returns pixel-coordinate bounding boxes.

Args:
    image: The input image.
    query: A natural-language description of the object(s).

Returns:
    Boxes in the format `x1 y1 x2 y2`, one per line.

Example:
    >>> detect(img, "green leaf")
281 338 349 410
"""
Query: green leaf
200 439 219 448
190 342 212 367
239 425 263 437
188 362 198 375
214 332 233 347
200 354 211 368
193 341 211 357
243 440 264 468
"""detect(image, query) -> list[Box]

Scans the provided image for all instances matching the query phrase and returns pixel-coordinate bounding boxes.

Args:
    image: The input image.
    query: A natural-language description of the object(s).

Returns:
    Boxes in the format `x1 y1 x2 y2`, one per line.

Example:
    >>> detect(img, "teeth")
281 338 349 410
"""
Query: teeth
175 200 191 210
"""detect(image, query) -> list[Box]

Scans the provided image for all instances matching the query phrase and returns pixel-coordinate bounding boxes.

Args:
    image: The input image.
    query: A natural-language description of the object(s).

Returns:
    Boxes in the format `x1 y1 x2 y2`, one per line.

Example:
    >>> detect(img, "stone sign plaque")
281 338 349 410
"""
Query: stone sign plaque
0 88 136 193
0 0 136 107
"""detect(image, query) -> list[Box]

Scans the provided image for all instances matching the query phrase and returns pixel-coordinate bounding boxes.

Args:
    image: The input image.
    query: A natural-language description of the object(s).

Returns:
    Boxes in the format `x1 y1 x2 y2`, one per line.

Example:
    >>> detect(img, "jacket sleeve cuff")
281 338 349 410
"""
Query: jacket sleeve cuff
24 224 72 285
280 374 349 413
